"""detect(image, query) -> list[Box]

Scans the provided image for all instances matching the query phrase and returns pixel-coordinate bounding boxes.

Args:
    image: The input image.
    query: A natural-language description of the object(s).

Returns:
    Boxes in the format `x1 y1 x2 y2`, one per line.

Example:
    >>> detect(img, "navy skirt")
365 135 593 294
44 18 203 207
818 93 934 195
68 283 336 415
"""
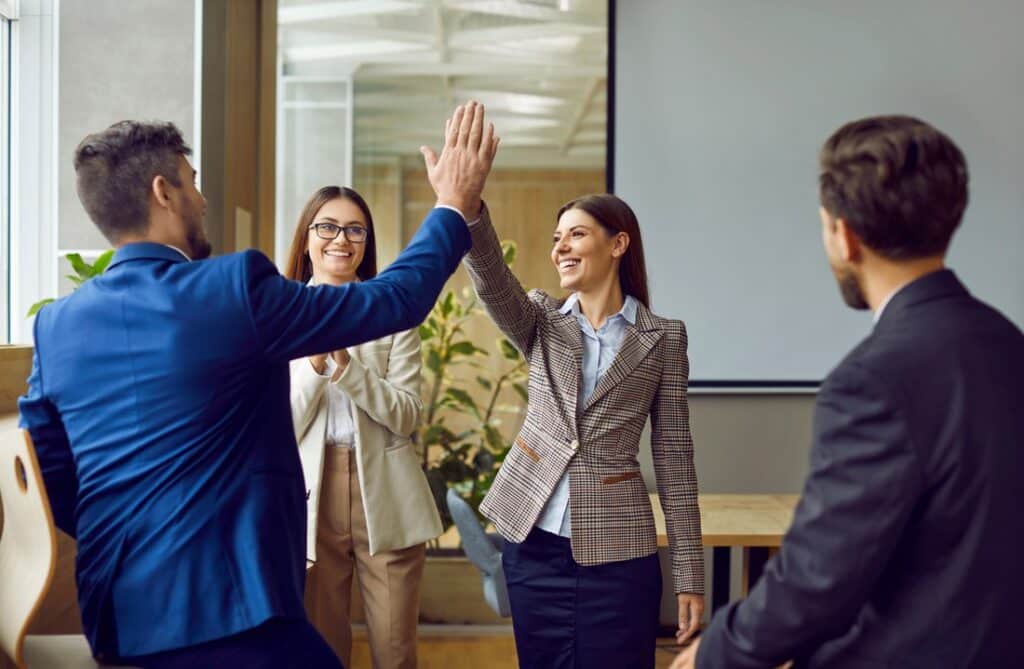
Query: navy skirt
502 528 662 669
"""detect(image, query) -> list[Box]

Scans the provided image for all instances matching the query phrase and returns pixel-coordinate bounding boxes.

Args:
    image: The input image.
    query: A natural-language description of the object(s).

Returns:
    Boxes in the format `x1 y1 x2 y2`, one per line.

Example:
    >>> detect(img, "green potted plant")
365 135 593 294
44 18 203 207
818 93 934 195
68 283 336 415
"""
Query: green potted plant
416 240 528 534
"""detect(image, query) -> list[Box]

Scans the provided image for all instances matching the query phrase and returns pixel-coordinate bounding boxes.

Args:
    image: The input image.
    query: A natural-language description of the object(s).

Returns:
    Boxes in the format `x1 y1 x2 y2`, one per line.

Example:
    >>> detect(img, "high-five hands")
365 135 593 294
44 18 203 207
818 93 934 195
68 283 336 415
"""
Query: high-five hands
420 101 500 222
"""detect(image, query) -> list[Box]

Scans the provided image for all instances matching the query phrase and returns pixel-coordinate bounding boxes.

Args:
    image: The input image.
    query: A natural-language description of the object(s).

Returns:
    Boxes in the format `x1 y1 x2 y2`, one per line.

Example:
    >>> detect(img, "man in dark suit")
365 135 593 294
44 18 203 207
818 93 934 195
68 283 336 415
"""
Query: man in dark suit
18 103 498 668
673 115 1024 668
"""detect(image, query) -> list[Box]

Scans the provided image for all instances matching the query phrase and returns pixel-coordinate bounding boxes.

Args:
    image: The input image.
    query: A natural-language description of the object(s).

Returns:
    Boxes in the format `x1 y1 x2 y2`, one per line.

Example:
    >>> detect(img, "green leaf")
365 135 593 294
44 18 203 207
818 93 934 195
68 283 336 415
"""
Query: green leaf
499 337 521 361
91 250 115 273
66 275 84 286
422 424 457 447
501 239 517 266
418 323 434 341
426 349 442 374
27 298 55 317
65 253 95 279
483 424 505 450
476 376 493 391
513 383 529 403
444 387 480 417
449 341 485 358
440 291 455 318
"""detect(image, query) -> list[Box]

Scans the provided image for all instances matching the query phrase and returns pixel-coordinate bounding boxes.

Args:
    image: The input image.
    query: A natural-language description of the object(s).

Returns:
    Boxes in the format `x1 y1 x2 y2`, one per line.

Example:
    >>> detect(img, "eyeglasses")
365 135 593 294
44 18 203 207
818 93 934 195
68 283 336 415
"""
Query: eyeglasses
309 222 368 243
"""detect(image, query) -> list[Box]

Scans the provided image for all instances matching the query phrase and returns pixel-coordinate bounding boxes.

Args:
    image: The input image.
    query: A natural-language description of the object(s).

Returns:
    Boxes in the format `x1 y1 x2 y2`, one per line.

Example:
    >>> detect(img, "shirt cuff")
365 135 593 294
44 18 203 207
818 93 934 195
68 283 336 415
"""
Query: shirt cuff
435 204 480 226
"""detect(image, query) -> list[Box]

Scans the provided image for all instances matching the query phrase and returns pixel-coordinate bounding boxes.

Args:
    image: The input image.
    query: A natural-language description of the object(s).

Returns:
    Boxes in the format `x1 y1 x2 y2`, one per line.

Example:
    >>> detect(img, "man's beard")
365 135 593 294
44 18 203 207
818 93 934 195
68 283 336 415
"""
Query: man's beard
184 210 212 260
834 264 870 310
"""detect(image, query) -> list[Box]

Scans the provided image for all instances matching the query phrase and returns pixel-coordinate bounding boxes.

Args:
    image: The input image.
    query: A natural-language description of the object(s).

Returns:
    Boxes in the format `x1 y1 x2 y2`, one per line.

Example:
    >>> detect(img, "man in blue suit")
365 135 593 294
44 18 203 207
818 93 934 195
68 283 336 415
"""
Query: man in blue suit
19 102 499 668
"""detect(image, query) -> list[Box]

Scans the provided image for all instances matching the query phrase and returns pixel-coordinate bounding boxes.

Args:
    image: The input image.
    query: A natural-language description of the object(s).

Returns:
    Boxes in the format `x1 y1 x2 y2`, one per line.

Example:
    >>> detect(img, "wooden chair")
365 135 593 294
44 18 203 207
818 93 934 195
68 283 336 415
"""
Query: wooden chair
0 415 136 668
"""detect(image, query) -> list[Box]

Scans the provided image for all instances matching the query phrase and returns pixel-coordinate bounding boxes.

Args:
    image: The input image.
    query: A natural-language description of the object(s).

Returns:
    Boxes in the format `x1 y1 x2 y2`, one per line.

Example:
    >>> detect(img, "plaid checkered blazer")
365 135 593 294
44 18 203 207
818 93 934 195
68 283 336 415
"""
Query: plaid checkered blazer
465 208 703 595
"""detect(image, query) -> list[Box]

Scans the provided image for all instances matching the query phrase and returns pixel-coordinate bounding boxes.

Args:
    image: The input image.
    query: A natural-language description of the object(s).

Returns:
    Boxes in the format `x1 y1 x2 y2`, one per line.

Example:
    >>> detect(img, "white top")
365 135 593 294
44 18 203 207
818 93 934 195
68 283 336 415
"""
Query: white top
314 356 356 448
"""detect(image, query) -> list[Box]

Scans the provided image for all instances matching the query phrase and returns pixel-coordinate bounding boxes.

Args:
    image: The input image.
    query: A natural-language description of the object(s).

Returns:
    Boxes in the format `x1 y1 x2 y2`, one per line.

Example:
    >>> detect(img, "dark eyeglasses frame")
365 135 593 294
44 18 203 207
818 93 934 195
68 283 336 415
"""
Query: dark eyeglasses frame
308 222 369 243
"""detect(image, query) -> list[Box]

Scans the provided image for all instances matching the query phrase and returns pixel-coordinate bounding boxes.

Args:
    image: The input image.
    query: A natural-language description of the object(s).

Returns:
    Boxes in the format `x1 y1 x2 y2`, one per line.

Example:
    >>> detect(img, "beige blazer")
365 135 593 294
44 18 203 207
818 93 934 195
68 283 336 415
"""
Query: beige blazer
290 328 443 560
465 208 703 595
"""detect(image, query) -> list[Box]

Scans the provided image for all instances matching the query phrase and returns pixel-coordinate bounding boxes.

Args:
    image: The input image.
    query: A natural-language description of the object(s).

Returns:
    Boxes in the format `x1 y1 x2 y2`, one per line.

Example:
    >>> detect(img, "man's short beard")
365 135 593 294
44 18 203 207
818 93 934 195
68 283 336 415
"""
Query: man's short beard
184 210 212 260
835 266 869 310
187 229 212 260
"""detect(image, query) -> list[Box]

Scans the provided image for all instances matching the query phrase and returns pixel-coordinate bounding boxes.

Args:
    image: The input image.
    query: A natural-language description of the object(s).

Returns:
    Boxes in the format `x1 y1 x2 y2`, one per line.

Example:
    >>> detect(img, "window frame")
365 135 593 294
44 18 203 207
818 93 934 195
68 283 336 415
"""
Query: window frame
0 6 13 341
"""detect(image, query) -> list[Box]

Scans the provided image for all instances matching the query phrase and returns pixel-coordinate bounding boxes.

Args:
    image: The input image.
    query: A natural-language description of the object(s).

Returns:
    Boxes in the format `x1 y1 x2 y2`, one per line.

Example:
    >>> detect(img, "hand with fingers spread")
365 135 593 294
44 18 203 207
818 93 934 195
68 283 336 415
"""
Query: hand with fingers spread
420 101 500 222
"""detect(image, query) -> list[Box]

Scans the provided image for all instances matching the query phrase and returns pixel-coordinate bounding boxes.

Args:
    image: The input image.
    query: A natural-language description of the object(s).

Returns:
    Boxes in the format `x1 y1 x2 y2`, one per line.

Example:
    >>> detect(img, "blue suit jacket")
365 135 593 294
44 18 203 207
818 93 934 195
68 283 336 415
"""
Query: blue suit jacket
18 207 470 659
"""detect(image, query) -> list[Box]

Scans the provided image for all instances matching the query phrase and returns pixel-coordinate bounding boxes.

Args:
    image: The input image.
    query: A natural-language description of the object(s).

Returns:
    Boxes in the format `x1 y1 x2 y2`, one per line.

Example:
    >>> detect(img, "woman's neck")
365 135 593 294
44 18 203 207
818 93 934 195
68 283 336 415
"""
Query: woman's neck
576 277 624 331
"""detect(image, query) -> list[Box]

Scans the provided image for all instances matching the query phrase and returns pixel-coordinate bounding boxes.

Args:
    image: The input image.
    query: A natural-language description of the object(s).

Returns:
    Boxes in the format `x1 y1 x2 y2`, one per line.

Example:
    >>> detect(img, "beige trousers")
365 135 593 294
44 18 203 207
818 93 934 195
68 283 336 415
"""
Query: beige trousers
305 447 426 669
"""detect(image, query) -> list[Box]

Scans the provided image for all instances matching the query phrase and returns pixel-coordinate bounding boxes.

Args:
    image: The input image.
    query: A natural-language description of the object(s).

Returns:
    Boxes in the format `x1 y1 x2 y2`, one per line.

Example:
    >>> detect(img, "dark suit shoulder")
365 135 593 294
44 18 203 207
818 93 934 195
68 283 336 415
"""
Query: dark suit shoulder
839 293 1022 384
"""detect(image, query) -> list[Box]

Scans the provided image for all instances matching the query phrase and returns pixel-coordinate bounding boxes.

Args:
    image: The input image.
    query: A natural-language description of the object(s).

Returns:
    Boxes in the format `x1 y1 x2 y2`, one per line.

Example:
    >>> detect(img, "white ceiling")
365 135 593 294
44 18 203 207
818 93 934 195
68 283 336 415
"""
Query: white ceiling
279 0 608 168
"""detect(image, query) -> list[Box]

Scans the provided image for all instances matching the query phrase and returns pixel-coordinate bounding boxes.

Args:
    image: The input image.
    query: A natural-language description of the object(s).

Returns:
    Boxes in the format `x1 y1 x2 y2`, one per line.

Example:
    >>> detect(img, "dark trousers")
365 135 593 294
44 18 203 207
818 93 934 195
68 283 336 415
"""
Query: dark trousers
117 617 342 669
503 527 662 669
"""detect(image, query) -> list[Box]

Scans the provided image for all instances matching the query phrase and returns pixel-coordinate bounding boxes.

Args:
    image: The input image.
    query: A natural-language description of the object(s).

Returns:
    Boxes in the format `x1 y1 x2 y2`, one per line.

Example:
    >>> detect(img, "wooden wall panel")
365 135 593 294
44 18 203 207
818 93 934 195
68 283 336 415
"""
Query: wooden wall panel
202 0 277 257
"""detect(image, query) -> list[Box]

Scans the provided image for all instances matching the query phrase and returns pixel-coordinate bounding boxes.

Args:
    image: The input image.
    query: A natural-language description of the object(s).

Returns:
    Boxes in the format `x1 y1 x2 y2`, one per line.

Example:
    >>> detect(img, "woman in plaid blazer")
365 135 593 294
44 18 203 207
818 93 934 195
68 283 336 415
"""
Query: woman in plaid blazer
463 194 704 668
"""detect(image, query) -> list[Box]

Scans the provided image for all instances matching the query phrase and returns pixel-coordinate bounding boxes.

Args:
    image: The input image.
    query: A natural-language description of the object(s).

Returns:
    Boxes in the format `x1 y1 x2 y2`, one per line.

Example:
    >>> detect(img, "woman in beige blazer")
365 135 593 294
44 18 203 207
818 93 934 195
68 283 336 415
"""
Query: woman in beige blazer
284 186 443 669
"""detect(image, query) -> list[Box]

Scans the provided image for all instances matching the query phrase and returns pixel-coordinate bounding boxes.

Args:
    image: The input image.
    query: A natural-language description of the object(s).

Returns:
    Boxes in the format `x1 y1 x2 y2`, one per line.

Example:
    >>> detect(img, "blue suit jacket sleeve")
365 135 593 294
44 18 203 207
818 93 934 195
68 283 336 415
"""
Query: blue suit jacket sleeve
247 206 470 362
18 335 78 537
698 363 924 668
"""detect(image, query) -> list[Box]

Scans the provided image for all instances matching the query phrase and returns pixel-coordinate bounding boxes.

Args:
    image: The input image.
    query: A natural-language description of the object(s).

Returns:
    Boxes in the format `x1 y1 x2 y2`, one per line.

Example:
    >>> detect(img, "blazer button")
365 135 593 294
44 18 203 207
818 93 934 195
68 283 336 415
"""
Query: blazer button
569 439 579 451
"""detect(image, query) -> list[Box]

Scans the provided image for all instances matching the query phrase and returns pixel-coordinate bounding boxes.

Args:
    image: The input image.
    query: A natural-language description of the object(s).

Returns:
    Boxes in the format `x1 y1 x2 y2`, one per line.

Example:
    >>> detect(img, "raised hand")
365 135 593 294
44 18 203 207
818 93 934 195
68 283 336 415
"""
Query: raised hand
420 101 500 222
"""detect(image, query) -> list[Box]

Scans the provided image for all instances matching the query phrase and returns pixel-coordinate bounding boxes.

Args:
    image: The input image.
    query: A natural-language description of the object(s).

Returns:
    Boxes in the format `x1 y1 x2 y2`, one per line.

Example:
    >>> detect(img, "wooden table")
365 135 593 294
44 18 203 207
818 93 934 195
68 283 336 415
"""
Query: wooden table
652 494 799 611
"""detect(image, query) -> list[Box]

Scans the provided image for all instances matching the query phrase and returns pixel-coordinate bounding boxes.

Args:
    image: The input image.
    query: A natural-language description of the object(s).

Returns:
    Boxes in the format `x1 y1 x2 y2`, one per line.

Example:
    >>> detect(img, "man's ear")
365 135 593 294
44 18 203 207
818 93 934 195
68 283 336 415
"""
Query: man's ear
834 217 863 263
612 231 630 258
152 174 173 210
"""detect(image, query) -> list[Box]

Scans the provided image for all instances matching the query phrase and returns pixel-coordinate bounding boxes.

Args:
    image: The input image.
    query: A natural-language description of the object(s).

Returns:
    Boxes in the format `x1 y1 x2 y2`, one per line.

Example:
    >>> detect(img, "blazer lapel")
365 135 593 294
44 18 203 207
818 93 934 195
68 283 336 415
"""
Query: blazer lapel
549 308 584 420
582 304 664 413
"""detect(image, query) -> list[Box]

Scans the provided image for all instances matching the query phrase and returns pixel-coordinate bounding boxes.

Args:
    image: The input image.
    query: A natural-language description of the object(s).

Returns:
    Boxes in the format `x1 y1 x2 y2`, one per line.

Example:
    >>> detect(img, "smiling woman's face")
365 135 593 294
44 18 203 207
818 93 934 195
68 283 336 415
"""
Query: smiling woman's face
550 207 624 293
307 197 367 284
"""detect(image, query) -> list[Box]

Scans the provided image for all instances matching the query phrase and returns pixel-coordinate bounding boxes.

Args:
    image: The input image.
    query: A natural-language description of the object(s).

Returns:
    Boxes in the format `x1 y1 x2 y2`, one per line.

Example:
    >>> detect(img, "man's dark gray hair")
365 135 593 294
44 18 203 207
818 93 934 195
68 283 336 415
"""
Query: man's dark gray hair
73 120 192 243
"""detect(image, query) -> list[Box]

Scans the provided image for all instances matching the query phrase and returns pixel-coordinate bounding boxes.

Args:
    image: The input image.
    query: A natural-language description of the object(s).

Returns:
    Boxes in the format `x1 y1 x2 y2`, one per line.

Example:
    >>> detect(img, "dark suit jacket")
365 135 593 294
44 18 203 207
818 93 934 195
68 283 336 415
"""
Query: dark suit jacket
699 270 1024 668
18 208 469 659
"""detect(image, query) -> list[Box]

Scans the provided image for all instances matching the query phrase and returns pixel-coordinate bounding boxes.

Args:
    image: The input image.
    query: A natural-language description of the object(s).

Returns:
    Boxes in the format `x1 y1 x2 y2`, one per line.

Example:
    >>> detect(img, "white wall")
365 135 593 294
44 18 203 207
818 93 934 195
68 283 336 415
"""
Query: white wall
615 0 1024 382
